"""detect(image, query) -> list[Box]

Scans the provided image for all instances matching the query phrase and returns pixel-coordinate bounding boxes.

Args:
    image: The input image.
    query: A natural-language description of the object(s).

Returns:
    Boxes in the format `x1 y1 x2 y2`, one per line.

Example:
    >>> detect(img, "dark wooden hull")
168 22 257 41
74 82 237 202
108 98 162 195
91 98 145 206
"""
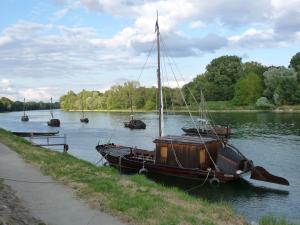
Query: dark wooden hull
12 131 59 137
80 118 89 123
47 119 60 127
21 115 29 122
182 126 231 138
96 145 248 184
124 119 146 129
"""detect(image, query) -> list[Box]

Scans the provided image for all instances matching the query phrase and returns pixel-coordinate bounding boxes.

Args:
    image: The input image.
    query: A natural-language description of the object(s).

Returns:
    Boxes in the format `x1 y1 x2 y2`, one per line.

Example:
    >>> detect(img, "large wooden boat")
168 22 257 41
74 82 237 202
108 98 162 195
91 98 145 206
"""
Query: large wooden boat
21 98 29 122
47 97 60 127
96 14 288 186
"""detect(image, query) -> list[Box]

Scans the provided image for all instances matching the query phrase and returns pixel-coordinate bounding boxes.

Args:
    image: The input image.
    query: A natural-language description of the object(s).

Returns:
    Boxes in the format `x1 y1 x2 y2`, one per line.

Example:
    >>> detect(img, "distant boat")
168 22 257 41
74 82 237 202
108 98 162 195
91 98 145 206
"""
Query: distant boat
182 118 231 138
21 98 29 122
96 14 289 186
182 91 231 138
80 95 89 123
123 87 146 129
47 97 60 127
124 115 146 129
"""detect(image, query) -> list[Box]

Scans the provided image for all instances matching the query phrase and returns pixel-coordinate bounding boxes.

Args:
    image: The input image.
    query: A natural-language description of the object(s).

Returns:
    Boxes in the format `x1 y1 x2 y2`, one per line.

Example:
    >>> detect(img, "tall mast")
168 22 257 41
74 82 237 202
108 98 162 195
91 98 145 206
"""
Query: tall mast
156 12 164 137
50 97 53 119
81 94 84 118
23 98 26 116
130 92 133 116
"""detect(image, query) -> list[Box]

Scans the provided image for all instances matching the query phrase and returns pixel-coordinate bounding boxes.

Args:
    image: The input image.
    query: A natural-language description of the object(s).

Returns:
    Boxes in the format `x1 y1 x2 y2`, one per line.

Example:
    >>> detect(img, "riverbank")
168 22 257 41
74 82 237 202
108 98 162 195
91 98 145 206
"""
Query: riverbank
66 102 300 113
0 128 246 225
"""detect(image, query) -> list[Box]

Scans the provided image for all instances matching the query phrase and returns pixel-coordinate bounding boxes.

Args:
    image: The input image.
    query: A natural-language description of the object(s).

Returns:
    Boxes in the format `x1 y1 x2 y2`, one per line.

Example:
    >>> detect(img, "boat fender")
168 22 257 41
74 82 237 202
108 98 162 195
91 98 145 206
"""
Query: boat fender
209 177 220 186
139 167 148 174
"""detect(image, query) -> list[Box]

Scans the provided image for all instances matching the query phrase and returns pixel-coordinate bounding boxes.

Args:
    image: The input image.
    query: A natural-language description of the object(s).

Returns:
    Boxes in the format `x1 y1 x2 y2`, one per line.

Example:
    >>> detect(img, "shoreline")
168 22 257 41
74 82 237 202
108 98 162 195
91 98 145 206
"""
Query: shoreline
66 108 300 113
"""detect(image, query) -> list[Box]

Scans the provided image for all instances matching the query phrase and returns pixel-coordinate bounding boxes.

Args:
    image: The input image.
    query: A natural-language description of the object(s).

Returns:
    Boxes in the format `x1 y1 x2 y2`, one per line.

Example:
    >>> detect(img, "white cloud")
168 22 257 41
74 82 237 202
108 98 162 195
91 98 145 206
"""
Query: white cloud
0 78 58 101
19 87 55 101
189 20 206 29
1 0 300 101
1 79 12 89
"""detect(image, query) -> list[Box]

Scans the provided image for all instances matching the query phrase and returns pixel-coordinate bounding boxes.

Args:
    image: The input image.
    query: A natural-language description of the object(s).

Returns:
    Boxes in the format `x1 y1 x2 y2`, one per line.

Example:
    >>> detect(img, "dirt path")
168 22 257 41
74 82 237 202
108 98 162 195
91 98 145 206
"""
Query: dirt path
0 143 124 225
0 180 45 225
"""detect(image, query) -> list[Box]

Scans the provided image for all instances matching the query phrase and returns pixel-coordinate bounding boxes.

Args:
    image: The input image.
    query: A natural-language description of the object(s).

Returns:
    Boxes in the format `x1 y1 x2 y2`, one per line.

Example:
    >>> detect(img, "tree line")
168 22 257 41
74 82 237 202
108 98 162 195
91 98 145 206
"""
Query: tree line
60 52 300 110
0 97 60 112
185 52 300 108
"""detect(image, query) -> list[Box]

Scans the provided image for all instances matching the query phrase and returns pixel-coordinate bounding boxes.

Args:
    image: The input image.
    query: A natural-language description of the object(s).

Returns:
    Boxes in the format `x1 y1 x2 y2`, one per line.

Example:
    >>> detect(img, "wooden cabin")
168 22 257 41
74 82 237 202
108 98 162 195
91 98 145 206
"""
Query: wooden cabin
153 135 222 170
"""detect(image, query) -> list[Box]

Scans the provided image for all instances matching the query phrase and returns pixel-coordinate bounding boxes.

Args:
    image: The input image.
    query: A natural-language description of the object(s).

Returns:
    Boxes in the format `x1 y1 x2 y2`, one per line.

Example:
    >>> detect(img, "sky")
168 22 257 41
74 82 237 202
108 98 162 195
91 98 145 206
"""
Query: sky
0 0 300 101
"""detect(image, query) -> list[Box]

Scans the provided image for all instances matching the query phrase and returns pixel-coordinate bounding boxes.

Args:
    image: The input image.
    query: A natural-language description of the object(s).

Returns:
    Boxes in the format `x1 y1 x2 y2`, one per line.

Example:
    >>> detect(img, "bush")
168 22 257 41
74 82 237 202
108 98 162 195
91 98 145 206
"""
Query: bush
256 97 274 109
232 72 263 106
144 100 156 110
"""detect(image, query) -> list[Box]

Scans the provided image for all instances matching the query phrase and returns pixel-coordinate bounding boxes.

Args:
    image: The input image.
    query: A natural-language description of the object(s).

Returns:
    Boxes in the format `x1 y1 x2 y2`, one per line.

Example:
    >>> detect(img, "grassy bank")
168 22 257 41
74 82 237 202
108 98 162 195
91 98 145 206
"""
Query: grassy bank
66 102 300 113
0 129 296 225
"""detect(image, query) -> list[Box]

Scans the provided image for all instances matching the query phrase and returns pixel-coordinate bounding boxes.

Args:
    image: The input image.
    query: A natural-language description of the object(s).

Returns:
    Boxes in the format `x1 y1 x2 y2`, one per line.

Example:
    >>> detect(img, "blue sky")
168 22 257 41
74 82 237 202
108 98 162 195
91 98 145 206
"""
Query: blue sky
0 0 300 101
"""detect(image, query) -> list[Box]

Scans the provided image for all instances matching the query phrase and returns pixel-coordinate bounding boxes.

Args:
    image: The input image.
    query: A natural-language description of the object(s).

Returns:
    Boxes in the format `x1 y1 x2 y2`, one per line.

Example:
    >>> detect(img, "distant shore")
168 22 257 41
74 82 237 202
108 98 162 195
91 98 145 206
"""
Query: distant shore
66 107 300 113
64 101 300 113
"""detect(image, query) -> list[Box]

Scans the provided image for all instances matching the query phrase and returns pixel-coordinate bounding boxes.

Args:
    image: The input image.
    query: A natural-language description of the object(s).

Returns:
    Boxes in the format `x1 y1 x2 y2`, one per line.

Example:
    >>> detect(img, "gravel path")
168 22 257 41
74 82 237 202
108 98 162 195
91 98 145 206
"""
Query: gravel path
0 143 124 225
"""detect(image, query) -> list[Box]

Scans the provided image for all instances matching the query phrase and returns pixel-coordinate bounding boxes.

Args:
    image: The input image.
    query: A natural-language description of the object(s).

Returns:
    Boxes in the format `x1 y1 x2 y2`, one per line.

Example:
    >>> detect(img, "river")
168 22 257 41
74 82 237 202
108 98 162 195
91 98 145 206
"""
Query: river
0 109 299 223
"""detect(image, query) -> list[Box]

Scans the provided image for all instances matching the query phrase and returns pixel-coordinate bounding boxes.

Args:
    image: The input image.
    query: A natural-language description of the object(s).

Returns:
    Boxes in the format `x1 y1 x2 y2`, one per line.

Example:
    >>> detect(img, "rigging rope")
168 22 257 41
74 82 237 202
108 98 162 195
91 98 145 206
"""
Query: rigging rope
160 36 219 171
160 37 222 142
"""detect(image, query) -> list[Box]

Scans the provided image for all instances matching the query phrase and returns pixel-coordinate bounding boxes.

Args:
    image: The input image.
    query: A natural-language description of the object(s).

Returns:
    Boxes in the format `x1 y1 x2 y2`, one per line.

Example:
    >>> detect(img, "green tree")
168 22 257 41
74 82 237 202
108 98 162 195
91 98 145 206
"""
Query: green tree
263 67 299 105
289 52 300 81
205 55 243 100
242 61 268 80
232 72 263 106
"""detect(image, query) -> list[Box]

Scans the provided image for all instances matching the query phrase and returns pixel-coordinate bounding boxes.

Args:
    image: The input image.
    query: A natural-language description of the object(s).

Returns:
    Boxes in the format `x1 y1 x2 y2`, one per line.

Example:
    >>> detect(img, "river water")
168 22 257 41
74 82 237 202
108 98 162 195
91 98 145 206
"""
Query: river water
0 110 299 223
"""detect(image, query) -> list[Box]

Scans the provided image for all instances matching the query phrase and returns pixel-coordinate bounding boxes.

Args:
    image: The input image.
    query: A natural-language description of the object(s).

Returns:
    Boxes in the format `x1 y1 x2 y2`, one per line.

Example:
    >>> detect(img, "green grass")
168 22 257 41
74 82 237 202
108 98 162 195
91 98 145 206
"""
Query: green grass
259 214 297 225
1 128 293 225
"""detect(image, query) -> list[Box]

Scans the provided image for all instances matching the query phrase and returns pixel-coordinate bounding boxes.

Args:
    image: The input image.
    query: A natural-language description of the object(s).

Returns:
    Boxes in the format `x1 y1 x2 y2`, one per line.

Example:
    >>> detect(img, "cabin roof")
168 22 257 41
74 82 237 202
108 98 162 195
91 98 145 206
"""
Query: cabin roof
153 135 217 145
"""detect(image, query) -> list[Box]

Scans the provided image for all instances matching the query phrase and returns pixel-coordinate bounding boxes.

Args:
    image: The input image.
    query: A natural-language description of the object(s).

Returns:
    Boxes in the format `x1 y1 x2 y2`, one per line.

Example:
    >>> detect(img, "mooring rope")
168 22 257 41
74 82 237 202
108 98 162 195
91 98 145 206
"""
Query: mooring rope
185 168 211 192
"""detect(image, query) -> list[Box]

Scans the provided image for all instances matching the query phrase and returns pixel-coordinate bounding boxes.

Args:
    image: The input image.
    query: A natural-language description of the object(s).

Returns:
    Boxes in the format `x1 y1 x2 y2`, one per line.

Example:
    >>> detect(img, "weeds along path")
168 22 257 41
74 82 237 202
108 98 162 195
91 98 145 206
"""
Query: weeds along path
0 143 124 225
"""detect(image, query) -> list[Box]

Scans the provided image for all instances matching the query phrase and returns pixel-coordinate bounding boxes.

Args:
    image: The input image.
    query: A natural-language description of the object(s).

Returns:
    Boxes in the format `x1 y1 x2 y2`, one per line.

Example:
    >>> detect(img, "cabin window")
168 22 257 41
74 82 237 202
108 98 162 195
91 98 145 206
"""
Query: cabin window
199 148 205 165
160 146 168 162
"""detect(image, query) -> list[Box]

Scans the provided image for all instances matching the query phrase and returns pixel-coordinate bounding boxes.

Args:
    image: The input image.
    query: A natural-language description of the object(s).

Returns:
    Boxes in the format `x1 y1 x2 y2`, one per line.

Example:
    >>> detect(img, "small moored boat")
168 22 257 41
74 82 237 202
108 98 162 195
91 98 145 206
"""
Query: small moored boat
21 98 29 122
80 95 89 123
124 115 146 129
182 91 231 138
47 97 60 127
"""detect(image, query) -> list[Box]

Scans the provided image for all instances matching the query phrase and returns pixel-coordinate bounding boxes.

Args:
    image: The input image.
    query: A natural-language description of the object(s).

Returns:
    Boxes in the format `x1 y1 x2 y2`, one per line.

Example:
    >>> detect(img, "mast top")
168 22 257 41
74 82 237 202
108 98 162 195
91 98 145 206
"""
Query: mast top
155 12 164 137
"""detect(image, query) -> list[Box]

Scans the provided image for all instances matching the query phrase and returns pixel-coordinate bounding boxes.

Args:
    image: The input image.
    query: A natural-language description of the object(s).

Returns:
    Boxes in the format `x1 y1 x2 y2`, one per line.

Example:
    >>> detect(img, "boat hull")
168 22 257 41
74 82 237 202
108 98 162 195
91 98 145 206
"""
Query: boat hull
21 115 29 122
96 145 246 184
47 119 60 127
124 119 146 129
80 118 89 123
182 126 231 138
